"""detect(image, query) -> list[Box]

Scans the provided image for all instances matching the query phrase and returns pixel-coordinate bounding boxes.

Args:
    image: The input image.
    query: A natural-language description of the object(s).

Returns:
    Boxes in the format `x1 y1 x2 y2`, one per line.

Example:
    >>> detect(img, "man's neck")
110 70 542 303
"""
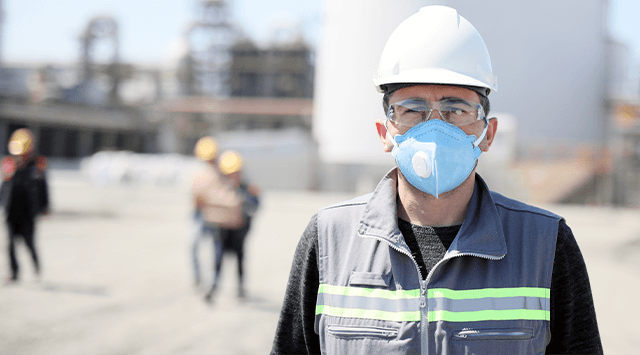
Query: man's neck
396 170 476 227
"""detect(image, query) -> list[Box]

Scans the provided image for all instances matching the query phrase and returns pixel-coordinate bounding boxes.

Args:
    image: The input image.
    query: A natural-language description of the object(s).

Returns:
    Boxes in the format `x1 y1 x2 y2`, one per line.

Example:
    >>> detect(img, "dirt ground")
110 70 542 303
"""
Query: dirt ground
0 170 638 354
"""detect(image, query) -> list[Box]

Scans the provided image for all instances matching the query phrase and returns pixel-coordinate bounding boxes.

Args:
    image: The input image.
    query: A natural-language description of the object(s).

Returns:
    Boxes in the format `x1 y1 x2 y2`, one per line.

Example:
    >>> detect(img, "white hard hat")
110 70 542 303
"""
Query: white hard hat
373 5 497 94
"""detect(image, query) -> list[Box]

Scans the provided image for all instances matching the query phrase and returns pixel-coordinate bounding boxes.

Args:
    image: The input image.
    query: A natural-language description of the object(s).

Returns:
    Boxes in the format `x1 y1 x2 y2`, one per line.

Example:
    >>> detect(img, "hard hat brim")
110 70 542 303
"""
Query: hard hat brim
374 67 497 94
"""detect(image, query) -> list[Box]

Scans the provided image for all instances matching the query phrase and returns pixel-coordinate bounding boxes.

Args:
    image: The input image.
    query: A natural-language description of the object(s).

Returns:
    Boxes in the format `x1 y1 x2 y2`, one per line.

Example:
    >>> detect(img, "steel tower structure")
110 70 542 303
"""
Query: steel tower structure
186 0 237 97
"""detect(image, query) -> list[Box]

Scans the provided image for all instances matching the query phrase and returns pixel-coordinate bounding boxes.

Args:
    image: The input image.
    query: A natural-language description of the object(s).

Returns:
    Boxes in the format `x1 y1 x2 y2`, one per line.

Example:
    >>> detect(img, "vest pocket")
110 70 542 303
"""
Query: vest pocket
452 327 533 341
348 271 391 287
328 325 398 339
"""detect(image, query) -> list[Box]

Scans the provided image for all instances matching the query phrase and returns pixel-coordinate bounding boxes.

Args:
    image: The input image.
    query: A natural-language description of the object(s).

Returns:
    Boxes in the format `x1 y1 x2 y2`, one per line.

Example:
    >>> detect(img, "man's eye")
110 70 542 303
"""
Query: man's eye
445 108 467 116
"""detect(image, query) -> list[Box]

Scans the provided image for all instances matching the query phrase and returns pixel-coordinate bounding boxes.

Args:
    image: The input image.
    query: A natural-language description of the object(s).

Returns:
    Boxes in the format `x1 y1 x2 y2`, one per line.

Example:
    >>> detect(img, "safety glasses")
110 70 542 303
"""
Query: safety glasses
386 98 485 128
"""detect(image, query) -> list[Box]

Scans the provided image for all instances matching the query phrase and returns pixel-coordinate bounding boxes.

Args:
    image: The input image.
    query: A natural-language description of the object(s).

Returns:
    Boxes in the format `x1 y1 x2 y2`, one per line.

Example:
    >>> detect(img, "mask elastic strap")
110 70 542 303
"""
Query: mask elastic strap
472 119 489 149
385 120 399 148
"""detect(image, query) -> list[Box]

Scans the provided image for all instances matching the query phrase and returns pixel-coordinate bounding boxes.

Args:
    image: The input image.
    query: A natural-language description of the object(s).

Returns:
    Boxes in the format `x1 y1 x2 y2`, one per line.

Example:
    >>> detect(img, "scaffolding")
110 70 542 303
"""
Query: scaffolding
185 0 237 97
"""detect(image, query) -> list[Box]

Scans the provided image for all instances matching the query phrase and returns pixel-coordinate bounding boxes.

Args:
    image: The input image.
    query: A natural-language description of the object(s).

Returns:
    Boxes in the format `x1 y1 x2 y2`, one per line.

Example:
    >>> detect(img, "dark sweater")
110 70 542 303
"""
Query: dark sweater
271 215 603 355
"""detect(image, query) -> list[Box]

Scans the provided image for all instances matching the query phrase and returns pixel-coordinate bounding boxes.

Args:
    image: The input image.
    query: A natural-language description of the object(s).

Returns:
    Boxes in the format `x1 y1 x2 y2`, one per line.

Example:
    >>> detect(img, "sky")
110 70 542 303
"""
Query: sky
1 0 639 68
1 0 324 65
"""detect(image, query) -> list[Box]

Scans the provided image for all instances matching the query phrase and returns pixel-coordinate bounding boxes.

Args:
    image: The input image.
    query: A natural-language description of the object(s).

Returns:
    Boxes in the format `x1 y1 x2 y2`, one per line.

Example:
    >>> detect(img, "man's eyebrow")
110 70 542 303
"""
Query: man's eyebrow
439 96 477 105
403 96 470 102
401 97 427 102
439 96 468 101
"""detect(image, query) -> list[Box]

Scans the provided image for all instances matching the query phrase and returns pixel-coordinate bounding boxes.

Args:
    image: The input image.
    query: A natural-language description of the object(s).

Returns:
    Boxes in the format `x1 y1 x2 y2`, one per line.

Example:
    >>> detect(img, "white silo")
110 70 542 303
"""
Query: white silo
312 0 424 191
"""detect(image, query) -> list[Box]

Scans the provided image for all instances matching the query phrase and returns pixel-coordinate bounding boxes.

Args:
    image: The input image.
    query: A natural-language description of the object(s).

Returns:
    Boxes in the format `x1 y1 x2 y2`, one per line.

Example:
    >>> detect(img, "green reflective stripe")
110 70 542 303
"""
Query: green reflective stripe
316 305 421 322
429 309 550 322
428 287 550 300
316 285 551 323
318 284 420 300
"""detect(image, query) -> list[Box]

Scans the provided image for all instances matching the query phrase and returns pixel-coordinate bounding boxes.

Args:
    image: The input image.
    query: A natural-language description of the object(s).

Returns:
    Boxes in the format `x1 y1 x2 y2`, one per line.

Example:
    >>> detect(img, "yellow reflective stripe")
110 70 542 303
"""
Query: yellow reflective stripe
428 287 550 300
316 305 421 322
429 309 550 322
318 284 420 300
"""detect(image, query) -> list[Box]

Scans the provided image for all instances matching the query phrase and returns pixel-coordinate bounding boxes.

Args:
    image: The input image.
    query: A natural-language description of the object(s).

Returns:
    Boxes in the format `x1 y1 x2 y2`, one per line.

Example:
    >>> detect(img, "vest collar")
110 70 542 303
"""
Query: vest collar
357 168 507 259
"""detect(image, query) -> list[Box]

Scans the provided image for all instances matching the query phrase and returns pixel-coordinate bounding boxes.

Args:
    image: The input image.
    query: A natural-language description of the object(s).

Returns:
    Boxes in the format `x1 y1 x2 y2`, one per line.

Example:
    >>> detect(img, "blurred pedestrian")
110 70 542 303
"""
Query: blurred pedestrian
205 150 260 301
190 137 243 291
0 128 49 285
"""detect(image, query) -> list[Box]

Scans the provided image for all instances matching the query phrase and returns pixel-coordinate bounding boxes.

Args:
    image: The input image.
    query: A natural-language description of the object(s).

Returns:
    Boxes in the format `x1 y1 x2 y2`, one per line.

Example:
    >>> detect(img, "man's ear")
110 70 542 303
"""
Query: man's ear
481 117 498 152
376 119 394 152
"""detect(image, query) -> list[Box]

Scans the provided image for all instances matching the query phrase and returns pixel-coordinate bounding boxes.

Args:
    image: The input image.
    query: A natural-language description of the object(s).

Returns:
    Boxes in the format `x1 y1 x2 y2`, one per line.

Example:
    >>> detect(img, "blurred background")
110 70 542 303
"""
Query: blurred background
1 0 639 203
1 0 640 354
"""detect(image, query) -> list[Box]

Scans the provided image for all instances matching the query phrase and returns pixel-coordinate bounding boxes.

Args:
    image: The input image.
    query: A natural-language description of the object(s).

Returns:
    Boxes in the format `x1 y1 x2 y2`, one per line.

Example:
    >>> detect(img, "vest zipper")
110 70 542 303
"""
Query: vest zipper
360 235 506 355
328 325 399 338
422 251 505 354
360 235 427 354
452 328 533 340
426 251 506 284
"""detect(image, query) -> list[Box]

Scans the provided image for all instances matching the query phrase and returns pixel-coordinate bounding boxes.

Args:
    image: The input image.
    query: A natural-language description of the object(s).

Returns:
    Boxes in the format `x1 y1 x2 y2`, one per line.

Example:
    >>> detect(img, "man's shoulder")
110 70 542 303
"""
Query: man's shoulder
489 190 563 221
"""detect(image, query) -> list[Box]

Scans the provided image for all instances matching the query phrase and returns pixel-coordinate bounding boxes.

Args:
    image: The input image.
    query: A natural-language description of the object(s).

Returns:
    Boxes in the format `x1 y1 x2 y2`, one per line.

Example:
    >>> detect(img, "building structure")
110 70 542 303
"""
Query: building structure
228 38 314 98
0 0 318 189
185 0 236 96
3 0 639 198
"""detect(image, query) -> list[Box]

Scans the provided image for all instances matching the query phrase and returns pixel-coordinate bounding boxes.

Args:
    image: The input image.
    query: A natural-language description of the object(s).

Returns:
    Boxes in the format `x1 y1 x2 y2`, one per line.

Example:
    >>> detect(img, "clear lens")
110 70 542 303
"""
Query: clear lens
387 99 428 127
387 98 484 128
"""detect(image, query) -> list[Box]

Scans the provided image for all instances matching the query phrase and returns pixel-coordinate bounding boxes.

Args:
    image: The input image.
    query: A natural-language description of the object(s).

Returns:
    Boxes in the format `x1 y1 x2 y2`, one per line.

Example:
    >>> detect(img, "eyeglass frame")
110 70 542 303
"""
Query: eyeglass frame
385 97 487 129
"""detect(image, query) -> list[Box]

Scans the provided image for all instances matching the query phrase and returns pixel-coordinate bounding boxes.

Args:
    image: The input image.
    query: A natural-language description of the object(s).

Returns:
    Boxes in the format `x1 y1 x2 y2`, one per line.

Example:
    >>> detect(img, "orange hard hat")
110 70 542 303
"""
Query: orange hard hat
218 150 243 175
194 136 218 162
8 128 35 156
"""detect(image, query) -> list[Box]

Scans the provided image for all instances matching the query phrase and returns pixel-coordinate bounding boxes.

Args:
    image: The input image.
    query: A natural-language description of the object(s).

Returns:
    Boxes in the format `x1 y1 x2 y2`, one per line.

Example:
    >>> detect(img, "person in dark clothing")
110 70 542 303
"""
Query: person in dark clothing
205 150 260 302
0 128 49 284
272 5 602 354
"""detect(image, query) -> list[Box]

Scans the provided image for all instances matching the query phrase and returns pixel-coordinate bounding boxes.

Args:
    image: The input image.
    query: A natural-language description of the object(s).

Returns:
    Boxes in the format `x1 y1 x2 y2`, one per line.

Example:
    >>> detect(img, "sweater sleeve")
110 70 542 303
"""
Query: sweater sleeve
545 220 604 354
271 214 322 355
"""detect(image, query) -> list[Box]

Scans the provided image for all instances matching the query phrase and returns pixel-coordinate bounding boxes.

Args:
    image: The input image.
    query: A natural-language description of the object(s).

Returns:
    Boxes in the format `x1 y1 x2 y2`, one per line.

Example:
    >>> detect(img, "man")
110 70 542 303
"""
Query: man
210 150 260 299
1 128 49 284
271 5 603 354
190 137 243 299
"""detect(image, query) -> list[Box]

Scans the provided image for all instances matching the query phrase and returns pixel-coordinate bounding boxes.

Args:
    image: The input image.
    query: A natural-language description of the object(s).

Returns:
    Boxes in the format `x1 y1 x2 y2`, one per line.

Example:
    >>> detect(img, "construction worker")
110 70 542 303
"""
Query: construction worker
272 6 603 354
190 137 242 290
0 128 49 284
205 150 260 301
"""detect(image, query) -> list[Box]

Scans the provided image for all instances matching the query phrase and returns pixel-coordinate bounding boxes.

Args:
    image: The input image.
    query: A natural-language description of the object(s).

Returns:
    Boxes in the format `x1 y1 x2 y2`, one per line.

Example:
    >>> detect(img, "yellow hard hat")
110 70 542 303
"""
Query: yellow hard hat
218 150 243 175
8 128 35 156
194 136 218 161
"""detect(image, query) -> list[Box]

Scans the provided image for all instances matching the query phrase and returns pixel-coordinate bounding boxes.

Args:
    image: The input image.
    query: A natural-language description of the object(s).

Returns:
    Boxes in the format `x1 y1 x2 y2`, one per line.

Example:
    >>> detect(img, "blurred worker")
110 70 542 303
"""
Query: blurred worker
205 150 260 302
0 128 49 285
190 137 243 290
272 5 603 354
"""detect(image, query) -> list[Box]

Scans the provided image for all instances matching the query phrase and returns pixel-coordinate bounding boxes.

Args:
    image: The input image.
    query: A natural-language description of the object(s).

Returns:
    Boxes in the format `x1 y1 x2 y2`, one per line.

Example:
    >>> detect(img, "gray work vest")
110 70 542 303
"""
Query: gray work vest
315 169 561 355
